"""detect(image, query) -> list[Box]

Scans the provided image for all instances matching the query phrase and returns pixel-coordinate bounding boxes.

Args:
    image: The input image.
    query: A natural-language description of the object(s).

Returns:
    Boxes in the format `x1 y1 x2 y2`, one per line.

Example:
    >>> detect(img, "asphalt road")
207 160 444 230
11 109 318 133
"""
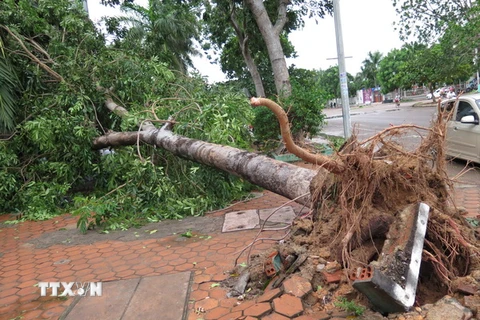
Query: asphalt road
322 103 480 186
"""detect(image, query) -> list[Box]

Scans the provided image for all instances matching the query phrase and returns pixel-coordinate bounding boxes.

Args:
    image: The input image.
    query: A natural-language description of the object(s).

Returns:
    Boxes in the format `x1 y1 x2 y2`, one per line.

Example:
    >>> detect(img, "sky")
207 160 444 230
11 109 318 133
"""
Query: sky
86 0 405 83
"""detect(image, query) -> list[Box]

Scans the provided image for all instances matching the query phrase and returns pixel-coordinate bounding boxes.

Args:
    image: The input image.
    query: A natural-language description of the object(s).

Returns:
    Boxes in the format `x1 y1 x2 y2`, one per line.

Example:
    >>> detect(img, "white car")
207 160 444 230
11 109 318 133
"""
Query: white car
426 88 443 99
445 93 480 163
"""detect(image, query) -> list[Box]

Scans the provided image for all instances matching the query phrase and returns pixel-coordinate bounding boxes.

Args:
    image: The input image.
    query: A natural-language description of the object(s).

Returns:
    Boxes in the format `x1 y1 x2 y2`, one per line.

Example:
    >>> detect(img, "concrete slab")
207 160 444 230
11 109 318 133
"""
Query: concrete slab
63 278 140 320
61 272 192 320
123 272 191 320
352 203 430 313
222 209 259 232
258 206 296 228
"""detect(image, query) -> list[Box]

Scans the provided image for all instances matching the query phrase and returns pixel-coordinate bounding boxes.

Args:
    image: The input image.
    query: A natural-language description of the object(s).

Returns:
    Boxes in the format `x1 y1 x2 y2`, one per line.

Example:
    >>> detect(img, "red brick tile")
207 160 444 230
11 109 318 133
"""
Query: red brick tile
2 269 20 277
0 303 19 315
122 253 140 261
18 293 40 303
111 264 129 272
18 268 36 277
218 247 236 255
158 250 176 257
18 300 42 310
194 261 214 269
190 289 209 301
220 297 239 308
182 252 199 260
257 288 282 303
0 294 19 305
244 302 272 317
2 264 21 273
169 258 187 266
17 279 38 289
263 312 290 320
194 274 212 284
16 286 38 297
175 247 192 254
115 269 135 278
187 310 200 320
19 309 44 320
203 266 225 276
212 273 228 282
195 297 219 311
71 263 91 271
73 269 94 278
37 271 58 281
2 259 20 267
87 257 105 265
174 263 194 272
40 306 65 319
208 288 228 300
232 300 256 312
273 294 304 318
56 270 75 278
154 265 175 274
205 306 230 319
218 311 243 320
1 287 20 297
133 267 155 277
150 260 168 268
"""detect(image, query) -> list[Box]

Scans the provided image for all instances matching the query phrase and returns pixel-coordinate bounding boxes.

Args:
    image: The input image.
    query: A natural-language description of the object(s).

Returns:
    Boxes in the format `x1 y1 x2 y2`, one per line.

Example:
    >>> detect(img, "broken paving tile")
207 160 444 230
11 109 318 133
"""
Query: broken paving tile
282 275 312 298
222 209 259 232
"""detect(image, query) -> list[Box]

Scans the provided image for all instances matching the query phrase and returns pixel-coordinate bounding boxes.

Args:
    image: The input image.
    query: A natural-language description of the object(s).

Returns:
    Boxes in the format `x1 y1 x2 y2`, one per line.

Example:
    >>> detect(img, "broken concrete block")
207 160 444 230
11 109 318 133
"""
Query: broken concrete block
232 270 250 296
425 296 473 320
464 295 480 317
352 203 430 314
282 275 312 298
322 270 343 284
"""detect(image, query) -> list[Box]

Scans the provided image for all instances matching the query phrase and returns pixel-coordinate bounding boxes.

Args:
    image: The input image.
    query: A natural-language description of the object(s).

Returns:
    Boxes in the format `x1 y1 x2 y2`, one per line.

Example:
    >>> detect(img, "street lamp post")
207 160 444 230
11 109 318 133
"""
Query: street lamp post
332 0 351 139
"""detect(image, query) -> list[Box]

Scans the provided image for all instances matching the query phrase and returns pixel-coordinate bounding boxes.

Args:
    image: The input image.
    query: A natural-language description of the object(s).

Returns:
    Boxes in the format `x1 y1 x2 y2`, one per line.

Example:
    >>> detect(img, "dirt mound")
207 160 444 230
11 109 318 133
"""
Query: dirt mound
234 100 480 315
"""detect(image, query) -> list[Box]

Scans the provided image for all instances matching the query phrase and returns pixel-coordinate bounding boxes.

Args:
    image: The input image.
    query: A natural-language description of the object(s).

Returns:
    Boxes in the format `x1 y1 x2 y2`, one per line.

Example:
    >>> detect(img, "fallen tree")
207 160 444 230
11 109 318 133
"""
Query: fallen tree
94 95 479 309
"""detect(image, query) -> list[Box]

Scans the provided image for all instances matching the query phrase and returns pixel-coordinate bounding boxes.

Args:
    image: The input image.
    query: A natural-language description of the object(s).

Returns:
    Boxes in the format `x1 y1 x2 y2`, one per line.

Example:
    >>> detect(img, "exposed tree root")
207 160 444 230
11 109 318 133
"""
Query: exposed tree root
250 97 480 297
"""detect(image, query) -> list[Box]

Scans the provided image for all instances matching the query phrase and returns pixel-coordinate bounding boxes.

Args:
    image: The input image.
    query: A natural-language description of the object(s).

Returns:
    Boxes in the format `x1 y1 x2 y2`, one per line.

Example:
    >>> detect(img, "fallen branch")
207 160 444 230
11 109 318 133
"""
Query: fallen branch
1 26 64 82
250 97 345 174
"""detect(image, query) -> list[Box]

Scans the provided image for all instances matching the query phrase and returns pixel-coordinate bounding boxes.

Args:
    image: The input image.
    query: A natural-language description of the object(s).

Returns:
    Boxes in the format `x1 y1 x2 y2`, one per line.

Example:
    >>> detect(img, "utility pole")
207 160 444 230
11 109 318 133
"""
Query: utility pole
83 0 89 14
332 0 351 139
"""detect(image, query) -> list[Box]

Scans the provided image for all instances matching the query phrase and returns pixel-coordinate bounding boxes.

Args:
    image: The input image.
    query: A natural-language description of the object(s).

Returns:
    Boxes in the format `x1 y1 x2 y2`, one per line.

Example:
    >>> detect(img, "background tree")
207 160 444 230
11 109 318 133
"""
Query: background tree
393 0 479 85
104 0 201 73
251 66 328 146
377 47 410 94
402 42 472 101
203 0 333 98
0 48 21 133
392 0 477 43
360 51 383 89
317 65 356 98
202 0 298 97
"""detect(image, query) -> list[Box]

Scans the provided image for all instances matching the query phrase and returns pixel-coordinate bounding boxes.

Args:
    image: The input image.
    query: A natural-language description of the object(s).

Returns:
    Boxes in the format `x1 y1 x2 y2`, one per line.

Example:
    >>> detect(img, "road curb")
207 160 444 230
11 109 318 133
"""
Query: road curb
325 108 400 119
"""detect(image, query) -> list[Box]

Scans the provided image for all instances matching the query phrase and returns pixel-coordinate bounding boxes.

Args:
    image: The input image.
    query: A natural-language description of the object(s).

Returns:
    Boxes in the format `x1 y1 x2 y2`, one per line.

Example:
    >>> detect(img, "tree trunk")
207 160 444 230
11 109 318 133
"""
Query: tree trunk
92 129 319 205
242 48 266 97
246 0 291 97
229 9 266 97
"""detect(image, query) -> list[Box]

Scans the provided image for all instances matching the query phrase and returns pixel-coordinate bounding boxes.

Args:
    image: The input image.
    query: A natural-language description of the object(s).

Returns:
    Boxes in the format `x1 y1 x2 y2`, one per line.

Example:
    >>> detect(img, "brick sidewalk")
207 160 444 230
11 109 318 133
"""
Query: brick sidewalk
0 185 478 320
